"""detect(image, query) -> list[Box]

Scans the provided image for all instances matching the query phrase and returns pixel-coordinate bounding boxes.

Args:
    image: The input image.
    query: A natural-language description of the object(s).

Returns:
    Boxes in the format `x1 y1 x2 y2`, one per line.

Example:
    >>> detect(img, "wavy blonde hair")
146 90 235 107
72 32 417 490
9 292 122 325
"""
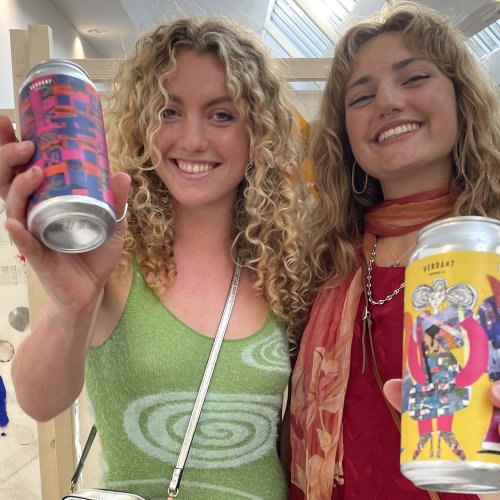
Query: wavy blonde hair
309 1 500 287
104 17 313 344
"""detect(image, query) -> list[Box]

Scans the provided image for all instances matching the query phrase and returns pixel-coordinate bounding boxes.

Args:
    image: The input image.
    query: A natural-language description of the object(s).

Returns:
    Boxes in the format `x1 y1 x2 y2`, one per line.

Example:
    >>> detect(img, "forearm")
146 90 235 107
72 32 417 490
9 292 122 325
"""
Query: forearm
11 295 101 421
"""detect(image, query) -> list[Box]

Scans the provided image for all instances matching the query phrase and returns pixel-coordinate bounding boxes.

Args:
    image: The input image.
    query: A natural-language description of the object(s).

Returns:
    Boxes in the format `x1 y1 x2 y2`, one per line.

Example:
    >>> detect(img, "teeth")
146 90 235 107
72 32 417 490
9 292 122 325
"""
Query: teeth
177 160 214 173
378 123 419 143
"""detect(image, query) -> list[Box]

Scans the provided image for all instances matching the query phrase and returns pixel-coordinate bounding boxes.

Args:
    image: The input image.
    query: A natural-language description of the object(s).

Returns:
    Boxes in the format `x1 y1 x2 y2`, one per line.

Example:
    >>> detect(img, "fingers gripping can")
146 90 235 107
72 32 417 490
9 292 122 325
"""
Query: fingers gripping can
19 59 116 252
401 216 500 493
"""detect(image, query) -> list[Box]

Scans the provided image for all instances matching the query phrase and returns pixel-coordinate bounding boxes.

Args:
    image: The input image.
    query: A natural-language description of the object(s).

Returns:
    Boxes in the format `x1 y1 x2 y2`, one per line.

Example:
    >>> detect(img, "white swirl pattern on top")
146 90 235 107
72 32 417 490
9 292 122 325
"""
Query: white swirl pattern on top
241 329 291 373
123 392 282 468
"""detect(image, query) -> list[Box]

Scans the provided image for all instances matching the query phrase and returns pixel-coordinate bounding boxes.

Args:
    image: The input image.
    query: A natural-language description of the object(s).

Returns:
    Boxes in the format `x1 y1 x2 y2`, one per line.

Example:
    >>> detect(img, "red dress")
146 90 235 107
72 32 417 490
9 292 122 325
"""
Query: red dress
333 264 478 500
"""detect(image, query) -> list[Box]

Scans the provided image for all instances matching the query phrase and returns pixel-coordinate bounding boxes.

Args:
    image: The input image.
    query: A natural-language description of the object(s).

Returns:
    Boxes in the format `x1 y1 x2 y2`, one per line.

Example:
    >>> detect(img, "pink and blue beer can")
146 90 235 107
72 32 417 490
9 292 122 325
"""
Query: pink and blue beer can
19 59 116 252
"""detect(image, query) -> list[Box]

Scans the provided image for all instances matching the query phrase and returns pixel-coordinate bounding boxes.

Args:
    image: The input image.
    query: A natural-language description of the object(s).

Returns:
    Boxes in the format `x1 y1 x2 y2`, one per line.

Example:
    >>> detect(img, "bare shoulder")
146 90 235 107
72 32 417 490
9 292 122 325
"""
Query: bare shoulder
90 260 133 347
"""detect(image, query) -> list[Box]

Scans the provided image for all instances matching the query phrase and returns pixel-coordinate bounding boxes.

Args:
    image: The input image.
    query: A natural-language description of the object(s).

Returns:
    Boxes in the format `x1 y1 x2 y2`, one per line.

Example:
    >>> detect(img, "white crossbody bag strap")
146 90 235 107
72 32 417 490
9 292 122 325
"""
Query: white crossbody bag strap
167 254 242 498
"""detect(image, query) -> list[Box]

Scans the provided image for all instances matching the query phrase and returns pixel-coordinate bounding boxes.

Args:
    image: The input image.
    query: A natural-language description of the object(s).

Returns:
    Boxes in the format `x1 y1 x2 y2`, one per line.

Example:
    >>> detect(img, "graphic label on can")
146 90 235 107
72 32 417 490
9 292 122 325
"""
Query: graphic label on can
19 73 114 211
402 250 500 466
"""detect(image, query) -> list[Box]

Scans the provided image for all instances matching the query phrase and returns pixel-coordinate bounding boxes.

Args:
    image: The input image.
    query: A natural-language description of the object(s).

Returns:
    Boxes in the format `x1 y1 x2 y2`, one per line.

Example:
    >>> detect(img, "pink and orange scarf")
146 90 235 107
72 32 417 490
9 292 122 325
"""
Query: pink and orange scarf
289 188 454 499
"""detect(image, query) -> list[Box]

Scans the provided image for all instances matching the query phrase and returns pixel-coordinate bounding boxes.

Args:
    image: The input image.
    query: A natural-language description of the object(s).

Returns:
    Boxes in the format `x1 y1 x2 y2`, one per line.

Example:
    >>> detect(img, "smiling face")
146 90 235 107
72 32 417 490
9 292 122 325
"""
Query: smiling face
153 48 250 212
344 32 458 199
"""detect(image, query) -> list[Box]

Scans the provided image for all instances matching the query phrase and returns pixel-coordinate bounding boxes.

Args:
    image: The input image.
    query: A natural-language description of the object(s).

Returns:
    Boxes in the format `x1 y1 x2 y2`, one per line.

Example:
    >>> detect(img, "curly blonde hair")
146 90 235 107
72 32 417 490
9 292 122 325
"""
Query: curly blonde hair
309 1 500 287
104 17 313 344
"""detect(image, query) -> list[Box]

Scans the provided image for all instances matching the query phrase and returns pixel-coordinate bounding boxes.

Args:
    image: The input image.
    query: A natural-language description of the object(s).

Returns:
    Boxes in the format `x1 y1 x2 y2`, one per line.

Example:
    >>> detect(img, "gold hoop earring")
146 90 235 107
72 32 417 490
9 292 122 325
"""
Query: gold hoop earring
351 160 368 195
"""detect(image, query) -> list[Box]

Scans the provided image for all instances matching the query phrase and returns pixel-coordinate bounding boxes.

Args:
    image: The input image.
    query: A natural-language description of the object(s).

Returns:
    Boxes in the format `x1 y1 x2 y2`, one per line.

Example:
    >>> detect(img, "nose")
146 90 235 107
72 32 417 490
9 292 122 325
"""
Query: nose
177 117 209 151
376 82 404 119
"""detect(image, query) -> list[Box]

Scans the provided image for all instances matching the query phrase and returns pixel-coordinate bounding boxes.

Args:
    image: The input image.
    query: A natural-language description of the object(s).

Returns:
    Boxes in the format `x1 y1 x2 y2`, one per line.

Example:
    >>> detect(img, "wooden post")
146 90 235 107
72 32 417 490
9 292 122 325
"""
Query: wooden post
9 27 28 130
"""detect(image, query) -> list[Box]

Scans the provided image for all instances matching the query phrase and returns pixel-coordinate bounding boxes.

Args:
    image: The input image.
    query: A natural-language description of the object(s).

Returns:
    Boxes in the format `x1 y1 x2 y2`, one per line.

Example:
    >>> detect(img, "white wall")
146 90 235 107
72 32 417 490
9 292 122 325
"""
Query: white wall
1 0 101 110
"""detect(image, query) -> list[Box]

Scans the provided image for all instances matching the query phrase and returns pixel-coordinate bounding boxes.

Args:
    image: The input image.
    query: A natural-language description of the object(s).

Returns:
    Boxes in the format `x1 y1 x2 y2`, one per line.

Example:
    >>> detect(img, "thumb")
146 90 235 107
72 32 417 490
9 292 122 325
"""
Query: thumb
0 115 17 144
383 378 403 413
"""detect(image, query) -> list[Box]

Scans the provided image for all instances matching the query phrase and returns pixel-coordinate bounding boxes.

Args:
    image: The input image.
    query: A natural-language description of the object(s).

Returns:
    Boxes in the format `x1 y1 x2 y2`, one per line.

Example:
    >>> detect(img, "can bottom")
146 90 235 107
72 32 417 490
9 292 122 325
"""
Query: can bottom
402 460 500 493
28 195 116 253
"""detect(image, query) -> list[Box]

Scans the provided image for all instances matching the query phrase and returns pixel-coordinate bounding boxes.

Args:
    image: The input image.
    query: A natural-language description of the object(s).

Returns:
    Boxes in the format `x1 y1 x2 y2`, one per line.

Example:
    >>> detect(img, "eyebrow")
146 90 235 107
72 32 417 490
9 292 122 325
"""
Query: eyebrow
346 57 426 91
168 94 234 107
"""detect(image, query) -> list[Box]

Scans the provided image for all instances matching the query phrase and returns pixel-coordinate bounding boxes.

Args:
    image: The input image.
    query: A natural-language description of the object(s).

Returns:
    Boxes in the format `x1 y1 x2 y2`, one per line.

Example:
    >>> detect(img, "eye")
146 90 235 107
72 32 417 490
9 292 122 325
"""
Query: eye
212 111 234 123
403 74 430 85
161 108 179 120
348 94 373 108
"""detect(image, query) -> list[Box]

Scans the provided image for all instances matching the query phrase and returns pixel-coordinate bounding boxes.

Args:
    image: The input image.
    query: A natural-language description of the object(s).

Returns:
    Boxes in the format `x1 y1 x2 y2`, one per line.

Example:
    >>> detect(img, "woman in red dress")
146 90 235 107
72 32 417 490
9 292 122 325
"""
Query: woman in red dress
288 2 500 499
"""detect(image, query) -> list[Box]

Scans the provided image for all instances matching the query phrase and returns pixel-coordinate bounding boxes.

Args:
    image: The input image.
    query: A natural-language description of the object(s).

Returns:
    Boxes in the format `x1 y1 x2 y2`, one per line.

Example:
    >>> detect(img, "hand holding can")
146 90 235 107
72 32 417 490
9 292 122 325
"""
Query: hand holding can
0 112 130 313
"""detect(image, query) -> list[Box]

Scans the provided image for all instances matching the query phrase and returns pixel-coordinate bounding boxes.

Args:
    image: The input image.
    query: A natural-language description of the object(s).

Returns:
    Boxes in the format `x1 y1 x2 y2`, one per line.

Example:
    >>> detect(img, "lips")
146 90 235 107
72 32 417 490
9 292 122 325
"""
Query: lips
376 123 420 143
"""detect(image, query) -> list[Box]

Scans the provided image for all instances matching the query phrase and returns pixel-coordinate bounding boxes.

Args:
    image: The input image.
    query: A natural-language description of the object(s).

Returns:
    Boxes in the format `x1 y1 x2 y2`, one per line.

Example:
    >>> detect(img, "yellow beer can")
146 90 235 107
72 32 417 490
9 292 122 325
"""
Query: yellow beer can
401 216 500 493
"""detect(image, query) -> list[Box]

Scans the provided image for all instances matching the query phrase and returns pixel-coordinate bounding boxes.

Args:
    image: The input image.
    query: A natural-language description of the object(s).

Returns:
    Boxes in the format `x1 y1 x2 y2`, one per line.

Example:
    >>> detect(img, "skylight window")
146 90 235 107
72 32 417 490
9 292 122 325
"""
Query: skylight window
466 19 500 61
263 0 358 58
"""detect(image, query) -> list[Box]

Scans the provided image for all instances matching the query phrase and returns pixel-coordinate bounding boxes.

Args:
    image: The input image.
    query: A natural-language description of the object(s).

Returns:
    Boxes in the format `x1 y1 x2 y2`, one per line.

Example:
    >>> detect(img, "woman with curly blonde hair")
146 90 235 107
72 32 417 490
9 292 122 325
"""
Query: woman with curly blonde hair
1 17 312 499
105 18 312 340
289 2 500 499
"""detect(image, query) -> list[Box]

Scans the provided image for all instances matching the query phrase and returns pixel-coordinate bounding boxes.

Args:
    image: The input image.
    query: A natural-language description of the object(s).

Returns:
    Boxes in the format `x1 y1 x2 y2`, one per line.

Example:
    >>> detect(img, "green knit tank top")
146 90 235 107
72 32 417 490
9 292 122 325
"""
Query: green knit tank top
85 261 291 500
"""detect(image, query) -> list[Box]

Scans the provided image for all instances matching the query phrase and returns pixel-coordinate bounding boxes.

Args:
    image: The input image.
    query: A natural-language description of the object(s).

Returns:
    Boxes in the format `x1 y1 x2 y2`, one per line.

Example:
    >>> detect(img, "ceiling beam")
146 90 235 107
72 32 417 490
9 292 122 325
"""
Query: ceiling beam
74 56 332 83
